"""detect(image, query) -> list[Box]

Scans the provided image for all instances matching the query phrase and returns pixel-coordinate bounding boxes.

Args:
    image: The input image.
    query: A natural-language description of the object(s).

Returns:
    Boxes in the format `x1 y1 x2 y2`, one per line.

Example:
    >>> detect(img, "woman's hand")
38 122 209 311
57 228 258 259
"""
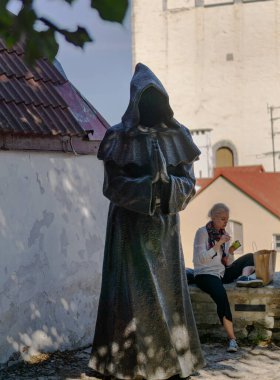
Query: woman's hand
228 246 235 255
220 234 231 244
213 234 231 253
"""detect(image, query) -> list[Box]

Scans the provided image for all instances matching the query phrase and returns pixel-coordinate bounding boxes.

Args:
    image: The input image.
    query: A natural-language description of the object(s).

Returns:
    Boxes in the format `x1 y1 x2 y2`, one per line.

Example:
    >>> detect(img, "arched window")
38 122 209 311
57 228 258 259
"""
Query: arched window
216 147 234 167
213 140 238 168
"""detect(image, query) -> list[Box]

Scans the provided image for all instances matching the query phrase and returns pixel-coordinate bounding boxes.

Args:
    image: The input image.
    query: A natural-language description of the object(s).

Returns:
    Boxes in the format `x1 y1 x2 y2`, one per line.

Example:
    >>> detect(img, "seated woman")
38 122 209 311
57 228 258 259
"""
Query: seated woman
193 203 262 353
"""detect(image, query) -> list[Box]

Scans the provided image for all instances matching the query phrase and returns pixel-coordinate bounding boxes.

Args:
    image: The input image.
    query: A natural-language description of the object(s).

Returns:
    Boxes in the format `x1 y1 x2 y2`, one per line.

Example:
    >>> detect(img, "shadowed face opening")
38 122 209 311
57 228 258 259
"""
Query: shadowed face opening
138 87 168 127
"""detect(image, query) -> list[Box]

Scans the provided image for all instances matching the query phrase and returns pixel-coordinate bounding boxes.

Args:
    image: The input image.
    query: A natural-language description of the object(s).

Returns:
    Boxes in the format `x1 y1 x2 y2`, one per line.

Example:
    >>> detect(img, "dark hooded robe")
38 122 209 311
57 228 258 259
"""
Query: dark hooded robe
89 63 205 379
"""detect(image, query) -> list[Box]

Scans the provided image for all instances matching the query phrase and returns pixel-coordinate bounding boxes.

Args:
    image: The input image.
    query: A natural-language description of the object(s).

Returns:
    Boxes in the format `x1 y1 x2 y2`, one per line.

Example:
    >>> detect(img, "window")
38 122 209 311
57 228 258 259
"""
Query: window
216 147 234 167
273 234 280 251
204 0 233 5
228 221 243 254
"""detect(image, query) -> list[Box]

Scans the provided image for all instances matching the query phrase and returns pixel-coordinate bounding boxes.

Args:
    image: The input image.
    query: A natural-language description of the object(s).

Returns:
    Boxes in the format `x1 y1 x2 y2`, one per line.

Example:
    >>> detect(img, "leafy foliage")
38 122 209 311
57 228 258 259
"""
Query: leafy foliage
91 0 128 23
0 0 128 64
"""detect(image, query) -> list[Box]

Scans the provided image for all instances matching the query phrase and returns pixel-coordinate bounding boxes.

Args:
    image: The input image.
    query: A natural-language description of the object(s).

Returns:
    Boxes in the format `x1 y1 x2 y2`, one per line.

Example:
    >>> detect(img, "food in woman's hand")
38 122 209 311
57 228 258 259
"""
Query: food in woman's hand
231 240 241 250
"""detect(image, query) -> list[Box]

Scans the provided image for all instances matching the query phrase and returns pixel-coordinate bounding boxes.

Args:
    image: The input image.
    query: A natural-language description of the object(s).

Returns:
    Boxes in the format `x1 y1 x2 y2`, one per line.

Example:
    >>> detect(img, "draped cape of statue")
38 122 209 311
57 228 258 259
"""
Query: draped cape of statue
89 63 205 379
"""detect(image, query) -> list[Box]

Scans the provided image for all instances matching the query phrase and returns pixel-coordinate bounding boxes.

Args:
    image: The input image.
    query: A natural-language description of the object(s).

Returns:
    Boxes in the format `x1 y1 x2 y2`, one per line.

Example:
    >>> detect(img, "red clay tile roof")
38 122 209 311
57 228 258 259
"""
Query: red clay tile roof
0 39 109 138
196 177 212 189
214 165 265 175
196 166 280 219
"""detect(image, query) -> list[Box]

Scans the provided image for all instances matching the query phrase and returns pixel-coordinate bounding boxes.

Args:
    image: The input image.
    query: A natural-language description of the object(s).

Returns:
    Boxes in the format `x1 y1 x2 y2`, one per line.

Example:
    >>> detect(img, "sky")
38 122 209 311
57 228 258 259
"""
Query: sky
8 0 132 126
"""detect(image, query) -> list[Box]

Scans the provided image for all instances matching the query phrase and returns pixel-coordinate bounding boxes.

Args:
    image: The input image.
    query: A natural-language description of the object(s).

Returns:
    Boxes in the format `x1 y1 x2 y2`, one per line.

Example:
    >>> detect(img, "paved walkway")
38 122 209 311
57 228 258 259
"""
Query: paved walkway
1 343 280 380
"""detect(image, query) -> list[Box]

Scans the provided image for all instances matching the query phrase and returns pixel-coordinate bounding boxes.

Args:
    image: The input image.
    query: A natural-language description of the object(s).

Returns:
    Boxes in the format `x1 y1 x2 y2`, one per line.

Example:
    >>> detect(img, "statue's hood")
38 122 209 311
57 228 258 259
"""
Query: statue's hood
97 63 201 166
122 63 173 131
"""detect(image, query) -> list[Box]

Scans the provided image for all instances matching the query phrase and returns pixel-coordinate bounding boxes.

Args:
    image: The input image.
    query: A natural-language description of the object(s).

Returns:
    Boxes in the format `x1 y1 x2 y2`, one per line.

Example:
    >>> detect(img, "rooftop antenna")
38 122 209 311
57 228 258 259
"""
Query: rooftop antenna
267 104 280 172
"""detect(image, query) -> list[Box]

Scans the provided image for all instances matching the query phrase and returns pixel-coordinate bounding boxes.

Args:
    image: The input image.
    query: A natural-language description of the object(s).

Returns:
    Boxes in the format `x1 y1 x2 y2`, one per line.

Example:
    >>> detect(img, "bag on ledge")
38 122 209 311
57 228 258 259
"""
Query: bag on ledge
254 250 277 286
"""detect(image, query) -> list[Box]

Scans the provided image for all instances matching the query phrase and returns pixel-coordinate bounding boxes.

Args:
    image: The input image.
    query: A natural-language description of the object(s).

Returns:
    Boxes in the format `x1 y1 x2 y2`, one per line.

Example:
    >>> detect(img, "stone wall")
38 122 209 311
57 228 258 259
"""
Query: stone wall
0 151 108 364
189 275 280 344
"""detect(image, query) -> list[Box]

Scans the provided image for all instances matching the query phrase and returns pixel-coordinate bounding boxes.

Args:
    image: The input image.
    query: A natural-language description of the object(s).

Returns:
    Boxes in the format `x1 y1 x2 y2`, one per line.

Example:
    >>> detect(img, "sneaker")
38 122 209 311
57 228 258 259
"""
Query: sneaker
236 275 263 287
227 339 238 353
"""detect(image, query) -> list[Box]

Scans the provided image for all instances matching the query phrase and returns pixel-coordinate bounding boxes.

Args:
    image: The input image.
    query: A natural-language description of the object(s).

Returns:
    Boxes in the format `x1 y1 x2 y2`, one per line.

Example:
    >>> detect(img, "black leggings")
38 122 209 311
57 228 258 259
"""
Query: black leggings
195 253 254 324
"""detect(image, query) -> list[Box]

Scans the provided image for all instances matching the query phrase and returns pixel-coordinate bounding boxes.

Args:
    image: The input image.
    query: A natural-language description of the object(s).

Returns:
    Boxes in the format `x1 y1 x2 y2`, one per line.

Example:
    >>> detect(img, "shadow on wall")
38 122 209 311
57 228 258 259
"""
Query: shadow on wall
0 152 108 364
2 279 101 364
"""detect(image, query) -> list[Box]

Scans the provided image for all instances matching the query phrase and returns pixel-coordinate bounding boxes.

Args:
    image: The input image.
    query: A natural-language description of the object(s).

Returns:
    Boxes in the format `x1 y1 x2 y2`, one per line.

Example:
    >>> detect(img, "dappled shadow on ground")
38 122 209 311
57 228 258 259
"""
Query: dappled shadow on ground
1 343 280 380
200 343 280 380
0 346 95 380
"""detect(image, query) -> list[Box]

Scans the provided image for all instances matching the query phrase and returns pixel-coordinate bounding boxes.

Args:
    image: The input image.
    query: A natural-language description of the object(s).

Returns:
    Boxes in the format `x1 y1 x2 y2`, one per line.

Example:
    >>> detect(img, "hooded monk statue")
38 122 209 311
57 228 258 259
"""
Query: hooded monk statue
89 63 205 380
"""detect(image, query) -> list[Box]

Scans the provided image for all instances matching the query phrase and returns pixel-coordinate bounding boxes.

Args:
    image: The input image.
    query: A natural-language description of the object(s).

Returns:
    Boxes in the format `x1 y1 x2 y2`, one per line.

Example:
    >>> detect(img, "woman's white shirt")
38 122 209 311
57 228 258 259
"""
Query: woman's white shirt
193 226 234 278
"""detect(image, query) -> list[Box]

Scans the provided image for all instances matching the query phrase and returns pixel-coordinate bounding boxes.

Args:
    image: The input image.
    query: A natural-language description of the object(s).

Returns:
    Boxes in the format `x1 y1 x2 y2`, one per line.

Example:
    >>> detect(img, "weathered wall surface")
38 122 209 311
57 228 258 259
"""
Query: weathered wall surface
0 151 108 364
132 0 280 171
180 177 280 269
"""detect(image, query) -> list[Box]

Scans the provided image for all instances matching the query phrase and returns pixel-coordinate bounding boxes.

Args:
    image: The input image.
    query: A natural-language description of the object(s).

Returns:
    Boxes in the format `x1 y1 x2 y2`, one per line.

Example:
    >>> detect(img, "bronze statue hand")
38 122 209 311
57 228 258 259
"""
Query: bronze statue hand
157 144 169 183
151 139 160 183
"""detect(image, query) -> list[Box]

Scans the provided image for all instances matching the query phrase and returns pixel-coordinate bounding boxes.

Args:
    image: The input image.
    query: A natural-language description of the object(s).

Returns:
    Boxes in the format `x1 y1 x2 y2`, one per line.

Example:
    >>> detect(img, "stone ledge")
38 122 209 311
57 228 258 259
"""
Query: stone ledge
189 273 280 344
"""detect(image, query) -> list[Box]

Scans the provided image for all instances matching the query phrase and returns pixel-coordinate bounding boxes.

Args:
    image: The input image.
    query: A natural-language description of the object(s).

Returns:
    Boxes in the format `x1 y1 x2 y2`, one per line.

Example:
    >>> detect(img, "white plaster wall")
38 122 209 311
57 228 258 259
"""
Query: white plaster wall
0 151 108 364
180 177 280 270
132 1 280 171
132 0 168 82
191 130 213 178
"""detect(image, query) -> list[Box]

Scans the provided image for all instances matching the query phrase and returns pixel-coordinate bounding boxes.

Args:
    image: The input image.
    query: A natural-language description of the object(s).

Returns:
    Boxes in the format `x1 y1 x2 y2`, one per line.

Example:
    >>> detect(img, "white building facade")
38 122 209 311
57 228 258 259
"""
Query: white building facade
191 128 213 177
132 0 280 173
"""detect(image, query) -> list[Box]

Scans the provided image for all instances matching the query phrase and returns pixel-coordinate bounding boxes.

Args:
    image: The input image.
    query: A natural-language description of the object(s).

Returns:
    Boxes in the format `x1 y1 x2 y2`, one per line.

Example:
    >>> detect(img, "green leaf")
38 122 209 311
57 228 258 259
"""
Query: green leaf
39 17 92 48
1 33 18 48
0 10 20 47
0 0 129 65
15 7 37 33
61 26 92 47
91 0 128 23
0 0 10 11
0 9 14 29
23 29 59 65
38 30 59 61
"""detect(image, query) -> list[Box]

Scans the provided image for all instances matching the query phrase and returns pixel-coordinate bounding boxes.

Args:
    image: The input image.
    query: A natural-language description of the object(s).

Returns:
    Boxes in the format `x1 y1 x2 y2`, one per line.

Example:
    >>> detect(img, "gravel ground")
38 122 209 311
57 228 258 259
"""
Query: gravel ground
1 343 280 380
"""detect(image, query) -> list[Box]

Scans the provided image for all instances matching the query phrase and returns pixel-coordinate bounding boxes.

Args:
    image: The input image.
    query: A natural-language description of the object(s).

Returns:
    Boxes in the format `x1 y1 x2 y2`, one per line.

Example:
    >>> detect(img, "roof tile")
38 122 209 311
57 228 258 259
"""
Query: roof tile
0 38 108 138
197 166 280 219
0 74 67 108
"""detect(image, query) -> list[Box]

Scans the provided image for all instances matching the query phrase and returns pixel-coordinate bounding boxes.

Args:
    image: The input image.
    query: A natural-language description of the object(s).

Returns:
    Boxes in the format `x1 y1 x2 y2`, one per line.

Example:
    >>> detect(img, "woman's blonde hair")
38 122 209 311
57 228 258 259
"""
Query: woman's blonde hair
208 203 230 219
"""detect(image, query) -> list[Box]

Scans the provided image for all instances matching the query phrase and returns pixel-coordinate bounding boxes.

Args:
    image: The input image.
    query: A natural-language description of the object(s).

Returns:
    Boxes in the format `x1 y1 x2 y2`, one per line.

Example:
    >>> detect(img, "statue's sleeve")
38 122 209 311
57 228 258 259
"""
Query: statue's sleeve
103 161 156 215
161 162 196 214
